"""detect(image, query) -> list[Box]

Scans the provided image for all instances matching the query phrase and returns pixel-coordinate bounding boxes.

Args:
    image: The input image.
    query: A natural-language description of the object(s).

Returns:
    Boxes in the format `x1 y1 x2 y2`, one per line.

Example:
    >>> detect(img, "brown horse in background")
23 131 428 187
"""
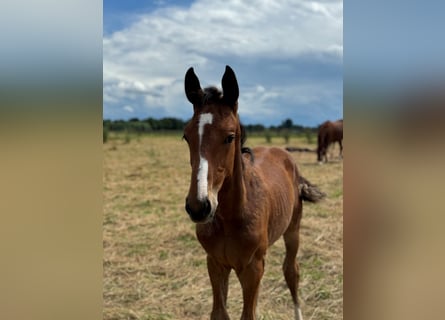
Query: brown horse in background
183 65 325 320
317 119 343 163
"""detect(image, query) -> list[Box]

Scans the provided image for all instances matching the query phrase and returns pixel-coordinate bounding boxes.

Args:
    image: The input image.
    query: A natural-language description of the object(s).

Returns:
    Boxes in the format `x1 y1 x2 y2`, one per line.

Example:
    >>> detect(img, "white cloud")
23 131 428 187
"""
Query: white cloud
123 105 134 113
103 0 343 125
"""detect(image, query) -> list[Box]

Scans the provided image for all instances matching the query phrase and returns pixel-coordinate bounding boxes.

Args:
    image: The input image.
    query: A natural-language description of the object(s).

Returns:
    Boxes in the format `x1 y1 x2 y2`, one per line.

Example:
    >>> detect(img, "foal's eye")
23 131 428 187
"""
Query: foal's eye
224 134 235 144
182 134 189 143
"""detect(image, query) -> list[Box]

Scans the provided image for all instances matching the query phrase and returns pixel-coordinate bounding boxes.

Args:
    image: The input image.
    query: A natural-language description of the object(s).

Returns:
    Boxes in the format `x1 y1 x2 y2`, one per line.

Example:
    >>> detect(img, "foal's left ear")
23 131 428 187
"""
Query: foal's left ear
221 65 239 111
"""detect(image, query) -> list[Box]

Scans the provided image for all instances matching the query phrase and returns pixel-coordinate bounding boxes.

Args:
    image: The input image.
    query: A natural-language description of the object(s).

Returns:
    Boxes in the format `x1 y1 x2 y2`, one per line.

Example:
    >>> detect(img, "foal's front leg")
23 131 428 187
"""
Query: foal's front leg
236 256 265 320
208 255 231 320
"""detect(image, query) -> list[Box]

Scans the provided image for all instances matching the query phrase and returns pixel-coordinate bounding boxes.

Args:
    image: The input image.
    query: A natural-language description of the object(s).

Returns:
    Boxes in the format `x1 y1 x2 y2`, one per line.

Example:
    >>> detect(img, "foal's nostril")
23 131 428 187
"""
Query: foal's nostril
185 197 212 222
185 201 192 216
203 199 211 216
185 197 194 216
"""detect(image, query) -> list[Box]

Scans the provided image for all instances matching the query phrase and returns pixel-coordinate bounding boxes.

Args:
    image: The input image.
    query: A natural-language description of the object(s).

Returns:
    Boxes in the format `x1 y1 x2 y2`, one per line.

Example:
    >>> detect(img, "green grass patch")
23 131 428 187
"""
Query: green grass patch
176 233 197 248
126 242 151 257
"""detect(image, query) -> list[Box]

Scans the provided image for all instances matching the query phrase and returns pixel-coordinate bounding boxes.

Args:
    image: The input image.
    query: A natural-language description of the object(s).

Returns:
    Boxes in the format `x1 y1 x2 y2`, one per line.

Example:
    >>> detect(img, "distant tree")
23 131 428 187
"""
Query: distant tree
145 118 160 130
281 118 293 129
128 121 151 133
158 117 185 130
244 124 265 133
103 117 324 135
109 120 127 131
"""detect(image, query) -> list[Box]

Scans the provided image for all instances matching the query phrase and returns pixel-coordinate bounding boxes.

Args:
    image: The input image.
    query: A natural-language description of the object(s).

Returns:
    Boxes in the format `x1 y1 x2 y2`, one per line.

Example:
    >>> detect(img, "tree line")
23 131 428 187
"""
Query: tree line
103 117 317 134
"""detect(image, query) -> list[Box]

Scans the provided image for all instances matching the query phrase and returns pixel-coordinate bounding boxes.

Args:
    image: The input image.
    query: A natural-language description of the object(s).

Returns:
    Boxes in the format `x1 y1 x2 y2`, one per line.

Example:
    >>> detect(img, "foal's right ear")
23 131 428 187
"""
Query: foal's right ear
221 65 239 109
184 67 203 107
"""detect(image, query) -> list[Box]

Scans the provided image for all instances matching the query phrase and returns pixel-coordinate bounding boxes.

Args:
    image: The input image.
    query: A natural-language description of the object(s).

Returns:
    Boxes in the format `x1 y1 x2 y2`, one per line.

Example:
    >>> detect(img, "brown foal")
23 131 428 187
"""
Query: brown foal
183 65 324 320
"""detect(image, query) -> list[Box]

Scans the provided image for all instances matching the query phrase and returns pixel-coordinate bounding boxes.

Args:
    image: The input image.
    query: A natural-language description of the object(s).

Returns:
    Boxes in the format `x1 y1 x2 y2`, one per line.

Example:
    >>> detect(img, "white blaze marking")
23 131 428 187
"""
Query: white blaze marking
197 113 213 201
198 113 213 144
197 156 208 201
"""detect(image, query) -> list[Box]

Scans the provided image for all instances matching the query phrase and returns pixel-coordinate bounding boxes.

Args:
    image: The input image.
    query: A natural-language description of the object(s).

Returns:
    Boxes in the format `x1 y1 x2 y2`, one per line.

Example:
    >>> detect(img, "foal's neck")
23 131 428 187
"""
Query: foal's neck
218 144 246 220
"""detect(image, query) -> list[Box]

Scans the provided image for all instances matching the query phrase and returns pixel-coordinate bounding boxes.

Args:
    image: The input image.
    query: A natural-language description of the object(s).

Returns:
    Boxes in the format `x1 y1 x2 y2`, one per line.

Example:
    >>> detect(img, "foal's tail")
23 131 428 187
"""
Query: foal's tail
298 175 326 203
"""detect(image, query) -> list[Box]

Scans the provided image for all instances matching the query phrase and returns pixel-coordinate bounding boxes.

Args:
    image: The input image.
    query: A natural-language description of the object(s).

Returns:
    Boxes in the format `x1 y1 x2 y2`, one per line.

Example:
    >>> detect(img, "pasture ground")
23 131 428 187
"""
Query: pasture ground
103 134 343 320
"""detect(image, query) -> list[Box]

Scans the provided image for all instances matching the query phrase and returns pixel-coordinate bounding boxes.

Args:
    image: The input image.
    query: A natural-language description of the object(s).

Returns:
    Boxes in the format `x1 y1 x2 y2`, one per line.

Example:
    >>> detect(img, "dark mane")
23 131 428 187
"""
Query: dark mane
240 123 254 164
202 86 223 104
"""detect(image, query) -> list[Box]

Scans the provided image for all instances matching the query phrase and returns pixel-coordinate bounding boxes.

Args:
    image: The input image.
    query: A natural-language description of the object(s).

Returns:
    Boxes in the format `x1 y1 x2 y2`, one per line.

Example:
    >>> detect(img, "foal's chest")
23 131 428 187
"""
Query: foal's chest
196 221 262 268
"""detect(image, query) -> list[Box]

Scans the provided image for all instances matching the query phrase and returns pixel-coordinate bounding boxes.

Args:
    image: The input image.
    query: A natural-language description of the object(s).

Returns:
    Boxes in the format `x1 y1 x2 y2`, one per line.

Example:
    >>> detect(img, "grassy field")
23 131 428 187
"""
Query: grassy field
103 133 343 320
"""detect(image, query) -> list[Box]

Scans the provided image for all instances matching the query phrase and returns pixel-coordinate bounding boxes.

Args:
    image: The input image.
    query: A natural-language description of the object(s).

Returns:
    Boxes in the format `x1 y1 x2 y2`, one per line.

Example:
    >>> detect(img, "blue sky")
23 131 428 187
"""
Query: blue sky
103 0 343 126
345 0 445 92
104 0 193 35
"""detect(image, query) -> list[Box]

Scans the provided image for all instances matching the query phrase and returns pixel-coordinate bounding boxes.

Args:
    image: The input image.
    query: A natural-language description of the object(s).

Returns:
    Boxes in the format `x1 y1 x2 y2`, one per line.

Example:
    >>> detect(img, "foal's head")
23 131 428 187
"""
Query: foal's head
183 66 241 223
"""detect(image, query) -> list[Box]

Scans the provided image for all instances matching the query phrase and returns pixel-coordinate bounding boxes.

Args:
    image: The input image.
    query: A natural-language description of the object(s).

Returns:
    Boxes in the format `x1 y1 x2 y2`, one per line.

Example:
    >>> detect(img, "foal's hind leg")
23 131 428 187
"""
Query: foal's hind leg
283 201 304 320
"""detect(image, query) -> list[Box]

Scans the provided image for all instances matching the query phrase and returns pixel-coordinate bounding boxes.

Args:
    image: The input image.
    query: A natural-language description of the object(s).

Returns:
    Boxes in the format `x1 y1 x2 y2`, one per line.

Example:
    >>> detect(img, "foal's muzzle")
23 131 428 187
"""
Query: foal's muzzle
185 197 213 223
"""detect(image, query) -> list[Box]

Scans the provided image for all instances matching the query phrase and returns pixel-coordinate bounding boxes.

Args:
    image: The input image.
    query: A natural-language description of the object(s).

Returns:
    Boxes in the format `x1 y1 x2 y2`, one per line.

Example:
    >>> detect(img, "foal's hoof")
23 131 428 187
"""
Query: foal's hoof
295 306 304 320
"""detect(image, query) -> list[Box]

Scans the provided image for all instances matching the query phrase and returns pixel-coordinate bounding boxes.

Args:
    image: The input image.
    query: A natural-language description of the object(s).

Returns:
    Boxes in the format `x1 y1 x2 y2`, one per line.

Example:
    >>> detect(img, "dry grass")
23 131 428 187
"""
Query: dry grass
103 134 343 320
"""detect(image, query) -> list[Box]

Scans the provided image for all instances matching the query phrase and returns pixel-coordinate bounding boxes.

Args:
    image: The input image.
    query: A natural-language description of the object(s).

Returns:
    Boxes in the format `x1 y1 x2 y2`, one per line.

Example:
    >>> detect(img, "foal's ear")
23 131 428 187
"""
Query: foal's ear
221 65 239 111
184 67 203 106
